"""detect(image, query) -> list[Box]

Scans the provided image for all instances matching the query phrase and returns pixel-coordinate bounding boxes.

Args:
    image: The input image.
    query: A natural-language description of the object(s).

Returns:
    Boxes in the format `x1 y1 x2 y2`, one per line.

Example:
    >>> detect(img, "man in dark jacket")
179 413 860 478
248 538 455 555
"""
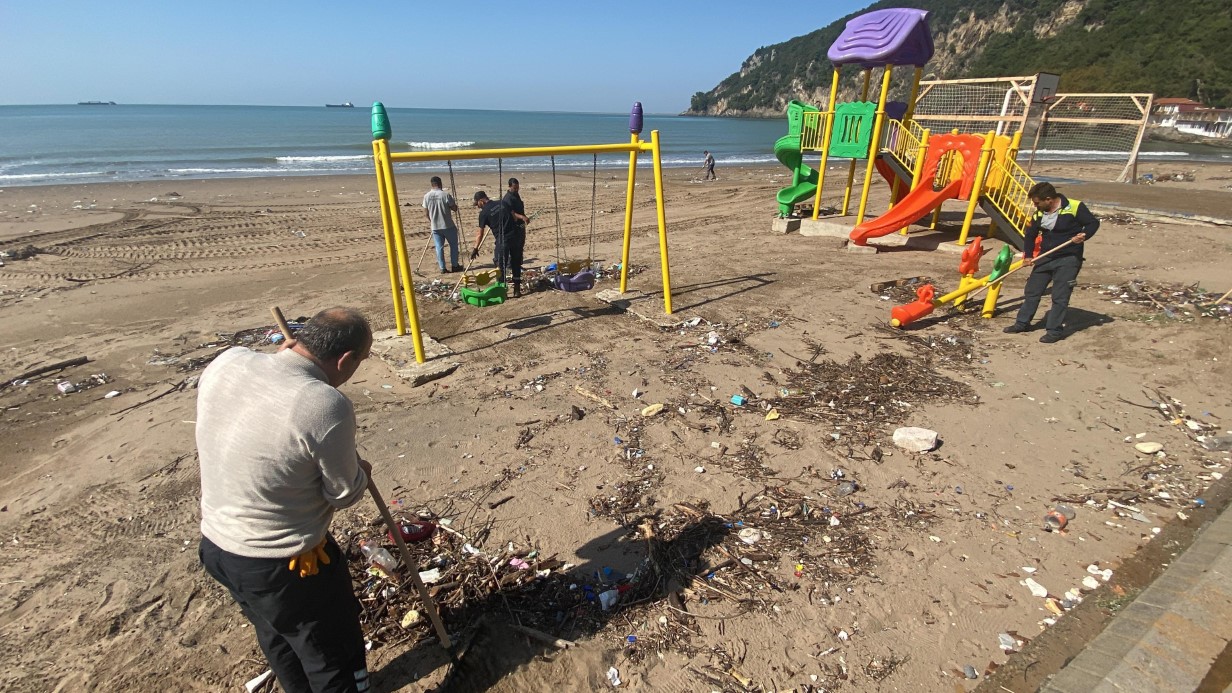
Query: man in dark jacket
500 178 531 265
1003 181 1099 343
471 191 524 296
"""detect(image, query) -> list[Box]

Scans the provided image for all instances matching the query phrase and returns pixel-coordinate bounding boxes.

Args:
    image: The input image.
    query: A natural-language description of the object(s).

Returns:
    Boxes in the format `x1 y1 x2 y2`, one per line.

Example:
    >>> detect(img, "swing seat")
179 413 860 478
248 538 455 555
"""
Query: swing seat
551 258 594 292
554 269 595 292
459 269 507 307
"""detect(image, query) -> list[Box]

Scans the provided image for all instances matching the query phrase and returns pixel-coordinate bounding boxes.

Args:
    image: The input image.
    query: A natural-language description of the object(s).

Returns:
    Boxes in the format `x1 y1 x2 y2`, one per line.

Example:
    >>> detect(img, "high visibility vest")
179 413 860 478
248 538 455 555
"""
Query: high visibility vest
1033 198 1082 222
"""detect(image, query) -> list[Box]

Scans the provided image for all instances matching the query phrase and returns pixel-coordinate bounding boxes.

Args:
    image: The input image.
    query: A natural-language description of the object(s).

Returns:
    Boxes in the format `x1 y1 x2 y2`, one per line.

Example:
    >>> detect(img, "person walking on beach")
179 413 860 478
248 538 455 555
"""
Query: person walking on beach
501 177 531 265
197 307 374 693
702 150 716 180
423 176 463 273
1003 181 1099 343
471 191 524 296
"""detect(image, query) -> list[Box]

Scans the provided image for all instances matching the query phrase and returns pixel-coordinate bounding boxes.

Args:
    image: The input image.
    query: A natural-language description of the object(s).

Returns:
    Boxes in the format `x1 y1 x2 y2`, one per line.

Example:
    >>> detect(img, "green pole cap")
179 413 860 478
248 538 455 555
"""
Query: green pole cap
371 102 391 141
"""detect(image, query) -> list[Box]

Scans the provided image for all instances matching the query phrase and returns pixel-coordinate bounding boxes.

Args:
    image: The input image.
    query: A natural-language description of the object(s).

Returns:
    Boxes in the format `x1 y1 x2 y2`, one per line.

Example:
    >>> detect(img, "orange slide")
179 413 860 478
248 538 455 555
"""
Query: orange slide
848 179 962 245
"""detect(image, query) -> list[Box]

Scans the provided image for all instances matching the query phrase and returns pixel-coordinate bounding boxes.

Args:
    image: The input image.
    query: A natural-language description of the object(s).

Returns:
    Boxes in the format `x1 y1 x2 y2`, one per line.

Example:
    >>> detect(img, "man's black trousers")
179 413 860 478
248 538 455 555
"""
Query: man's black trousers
1013 254 1082 336
200 535 369 693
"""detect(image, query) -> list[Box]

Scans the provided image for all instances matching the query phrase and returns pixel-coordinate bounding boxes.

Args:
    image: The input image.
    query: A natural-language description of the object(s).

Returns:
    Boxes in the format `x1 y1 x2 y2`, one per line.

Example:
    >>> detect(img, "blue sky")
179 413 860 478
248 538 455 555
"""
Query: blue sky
1 0 867 112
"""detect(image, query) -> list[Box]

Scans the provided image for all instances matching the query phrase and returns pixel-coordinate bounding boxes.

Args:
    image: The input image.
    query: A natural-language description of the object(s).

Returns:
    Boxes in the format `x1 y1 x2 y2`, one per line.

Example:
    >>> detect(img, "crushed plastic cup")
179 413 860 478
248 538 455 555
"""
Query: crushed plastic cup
56 381 77 394
598 589 620 611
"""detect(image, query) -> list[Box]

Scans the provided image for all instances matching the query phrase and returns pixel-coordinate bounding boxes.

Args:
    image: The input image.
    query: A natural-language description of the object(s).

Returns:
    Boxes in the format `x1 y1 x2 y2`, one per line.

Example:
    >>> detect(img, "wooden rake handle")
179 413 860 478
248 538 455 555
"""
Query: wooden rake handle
269 306 453 651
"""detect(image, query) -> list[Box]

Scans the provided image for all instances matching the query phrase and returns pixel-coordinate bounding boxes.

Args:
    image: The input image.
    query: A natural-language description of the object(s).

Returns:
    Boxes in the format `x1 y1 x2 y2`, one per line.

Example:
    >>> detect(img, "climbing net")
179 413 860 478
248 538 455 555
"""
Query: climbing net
912 76 1038 138
1029 93 1153 182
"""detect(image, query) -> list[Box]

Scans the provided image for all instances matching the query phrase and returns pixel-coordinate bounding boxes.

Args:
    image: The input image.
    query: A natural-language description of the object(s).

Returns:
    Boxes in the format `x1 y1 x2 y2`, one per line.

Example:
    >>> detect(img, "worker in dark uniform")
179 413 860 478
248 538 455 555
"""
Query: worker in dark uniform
500 178 530 267
471 191 524 296
1003 181 1099 343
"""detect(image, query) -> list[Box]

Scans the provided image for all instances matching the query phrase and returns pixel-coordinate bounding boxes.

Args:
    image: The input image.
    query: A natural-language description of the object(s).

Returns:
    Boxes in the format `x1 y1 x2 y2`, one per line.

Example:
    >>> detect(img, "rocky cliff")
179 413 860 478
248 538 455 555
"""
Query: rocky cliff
687 0 1232 116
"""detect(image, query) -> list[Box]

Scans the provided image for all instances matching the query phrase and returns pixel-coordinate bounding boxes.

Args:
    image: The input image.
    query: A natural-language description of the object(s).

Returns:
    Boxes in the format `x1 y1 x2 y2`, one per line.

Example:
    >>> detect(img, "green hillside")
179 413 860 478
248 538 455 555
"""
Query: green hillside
688 0 1232 115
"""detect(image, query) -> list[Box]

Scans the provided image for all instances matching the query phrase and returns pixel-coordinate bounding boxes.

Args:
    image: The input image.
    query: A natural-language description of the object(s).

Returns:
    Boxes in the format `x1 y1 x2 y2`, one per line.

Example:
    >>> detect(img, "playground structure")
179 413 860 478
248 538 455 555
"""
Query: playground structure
775 8 1153 246
775 8 934 226
370 102 674 364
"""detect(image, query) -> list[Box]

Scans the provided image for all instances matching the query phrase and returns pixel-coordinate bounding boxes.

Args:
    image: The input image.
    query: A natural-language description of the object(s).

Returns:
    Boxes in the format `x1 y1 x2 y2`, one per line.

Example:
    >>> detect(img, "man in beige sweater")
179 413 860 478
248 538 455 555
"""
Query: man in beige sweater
197 307 373 693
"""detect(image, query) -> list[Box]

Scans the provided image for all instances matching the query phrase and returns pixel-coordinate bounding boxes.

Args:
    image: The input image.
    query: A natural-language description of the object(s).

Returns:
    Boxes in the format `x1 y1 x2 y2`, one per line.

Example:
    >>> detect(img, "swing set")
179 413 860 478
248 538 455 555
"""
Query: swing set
370 101 675 364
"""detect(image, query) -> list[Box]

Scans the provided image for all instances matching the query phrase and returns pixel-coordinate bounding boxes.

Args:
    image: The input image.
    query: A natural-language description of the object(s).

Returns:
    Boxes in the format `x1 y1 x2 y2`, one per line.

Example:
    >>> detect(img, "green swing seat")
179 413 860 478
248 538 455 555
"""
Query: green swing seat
458 269 507 307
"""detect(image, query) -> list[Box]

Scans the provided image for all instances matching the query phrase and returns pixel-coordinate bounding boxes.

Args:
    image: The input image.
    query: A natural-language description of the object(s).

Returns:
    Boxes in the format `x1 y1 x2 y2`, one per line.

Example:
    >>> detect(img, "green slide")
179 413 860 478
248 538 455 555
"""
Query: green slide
776 101 820 216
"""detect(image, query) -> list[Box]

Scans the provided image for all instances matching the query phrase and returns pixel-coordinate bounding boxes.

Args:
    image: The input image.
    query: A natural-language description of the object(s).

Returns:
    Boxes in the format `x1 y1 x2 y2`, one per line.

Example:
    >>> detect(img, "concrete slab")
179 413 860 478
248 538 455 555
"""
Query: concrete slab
772 217 801 234
593 288 679 328
798 218 853 238
844 242 878 254
370 329 459 387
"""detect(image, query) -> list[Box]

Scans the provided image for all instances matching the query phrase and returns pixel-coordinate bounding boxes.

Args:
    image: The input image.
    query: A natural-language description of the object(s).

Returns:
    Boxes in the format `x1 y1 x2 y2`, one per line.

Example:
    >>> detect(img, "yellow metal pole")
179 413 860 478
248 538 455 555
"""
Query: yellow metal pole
857 65 894 225
888 67 925 216
619 133 639 294
1008 130 1024 161
957 132 996 246
378 150 426 363
900 127 930 235
841 69 872 216
903 67 923 124
650 130 672 315
389 141 649 163
811 68 841 220
372 140 407 334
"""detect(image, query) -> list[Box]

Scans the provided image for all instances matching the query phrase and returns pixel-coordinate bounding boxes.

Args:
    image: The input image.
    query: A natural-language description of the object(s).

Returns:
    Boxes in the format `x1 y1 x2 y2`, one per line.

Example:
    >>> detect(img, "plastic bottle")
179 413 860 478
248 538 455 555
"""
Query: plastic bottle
360 541 397 573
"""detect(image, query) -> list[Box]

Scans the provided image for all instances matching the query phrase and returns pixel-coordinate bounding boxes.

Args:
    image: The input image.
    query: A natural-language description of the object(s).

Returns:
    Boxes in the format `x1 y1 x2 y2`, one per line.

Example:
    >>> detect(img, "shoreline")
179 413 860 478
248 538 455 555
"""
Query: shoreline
4 160 1230 245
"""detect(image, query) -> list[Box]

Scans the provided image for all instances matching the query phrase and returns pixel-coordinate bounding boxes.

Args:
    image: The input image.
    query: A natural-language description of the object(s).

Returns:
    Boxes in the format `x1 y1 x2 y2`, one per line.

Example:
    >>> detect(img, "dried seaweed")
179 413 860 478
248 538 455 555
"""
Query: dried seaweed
771 351 977 437
1098 280 1231 321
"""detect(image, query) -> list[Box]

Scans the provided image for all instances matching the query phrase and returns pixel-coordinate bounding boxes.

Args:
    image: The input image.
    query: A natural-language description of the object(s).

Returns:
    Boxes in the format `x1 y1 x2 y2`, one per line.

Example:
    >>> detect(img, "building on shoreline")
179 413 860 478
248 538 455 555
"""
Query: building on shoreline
1151 97 1232 139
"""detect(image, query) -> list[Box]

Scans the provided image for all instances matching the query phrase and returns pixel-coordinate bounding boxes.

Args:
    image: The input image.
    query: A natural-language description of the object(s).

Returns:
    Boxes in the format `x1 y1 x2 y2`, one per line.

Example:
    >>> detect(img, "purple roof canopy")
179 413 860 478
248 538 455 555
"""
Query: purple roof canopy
827 8 934 68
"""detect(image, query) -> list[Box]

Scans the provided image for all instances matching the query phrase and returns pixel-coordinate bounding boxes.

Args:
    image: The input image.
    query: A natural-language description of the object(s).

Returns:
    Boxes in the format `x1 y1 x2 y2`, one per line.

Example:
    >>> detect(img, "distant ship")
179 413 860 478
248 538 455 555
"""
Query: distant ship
325 102 354 108
78 101 117 105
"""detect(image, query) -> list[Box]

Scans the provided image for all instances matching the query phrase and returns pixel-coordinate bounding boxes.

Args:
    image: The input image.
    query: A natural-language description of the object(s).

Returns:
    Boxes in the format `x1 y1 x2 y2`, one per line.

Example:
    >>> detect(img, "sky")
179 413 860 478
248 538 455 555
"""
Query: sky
0 0 868 112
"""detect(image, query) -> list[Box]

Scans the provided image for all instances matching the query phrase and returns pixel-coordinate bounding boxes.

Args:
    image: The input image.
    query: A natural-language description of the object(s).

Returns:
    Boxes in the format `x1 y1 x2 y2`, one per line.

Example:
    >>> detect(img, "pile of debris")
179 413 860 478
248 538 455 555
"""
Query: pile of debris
1098 281 1231 320
771 351 977 438
336 480 931 662
871 276 937 305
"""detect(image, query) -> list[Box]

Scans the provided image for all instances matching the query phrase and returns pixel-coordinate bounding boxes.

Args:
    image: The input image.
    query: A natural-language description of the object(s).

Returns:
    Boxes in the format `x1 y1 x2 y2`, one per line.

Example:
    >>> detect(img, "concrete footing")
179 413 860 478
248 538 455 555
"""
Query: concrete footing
370 329 458 387
594 289 681 328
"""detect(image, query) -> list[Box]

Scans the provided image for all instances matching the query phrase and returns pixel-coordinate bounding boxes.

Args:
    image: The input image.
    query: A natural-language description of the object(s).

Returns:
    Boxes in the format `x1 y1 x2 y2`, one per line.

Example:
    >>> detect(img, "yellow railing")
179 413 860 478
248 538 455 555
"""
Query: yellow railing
799 110 832 151
881 118 926 172
981 155 1035 236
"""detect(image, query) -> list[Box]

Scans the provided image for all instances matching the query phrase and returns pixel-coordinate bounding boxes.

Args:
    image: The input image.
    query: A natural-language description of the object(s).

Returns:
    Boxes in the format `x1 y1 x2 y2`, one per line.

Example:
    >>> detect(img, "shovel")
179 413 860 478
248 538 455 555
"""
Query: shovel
270 307 454 655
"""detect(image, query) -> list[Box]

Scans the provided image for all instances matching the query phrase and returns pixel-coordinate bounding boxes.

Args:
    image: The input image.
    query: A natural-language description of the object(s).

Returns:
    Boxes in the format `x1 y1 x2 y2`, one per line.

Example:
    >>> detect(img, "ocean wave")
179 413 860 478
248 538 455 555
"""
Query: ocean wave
168 167 354 174
405 141 477 150
0 171 108 182
275 155 371 163
1034 149 1190 158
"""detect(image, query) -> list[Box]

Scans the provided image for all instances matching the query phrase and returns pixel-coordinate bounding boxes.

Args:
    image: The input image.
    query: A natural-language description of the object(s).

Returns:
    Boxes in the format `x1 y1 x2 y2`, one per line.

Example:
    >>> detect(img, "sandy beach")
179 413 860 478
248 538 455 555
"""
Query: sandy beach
1 159 1230 692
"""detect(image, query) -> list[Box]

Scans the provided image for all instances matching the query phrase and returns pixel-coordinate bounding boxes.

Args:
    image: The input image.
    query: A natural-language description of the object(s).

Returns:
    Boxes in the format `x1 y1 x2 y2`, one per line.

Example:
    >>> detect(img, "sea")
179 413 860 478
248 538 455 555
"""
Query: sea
1 104 1228 188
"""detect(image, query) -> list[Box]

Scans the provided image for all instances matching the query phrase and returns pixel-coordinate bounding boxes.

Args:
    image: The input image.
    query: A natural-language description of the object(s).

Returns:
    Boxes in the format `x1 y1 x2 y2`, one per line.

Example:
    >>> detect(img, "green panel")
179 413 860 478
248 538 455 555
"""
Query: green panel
828 102 876 159
785 100 818 139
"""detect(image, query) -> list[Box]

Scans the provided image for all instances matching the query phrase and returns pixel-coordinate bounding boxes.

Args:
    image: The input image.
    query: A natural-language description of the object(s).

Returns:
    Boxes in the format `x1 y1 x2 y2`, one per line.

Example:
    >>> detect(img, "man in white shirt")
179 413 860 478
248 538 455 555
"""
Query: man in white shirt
422 176 462 273
197 307 374 693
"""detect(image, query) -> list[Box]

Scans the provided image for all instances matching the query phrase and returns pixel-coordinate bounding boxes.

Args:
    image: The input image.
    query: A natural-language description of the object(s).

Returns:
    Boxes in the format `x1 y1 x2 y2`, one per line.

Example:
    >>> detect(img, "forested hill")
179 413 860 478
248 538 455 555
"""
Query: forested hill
686 0 1232 116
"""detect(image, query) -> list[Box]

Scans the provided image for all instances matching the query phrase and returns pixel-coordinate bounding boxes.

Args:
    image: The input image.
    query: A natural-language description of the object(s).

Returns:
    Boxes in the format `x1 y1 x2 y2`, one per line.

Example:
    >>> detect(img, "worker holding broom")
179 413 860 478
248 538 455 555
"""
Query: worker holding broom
1003 182 1099 343
197 307 374 693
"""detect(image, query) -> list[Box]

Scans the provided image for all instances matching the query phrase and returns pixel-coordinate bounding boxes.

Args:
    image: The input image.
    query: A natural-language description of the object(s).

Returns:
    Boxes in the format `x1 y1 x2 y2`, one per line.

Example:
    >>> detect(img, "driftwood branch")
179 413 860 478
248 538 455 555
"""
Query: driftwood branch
1 356 89 389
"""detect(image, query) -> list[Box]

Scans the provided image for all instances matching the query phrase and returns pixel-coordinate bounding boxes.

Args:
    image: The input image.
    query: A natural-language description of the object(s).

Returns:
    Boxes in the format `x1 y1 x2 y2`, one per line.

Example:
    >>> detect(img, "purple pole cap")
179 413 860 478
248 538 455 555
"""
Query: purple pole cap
629 102 643 134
